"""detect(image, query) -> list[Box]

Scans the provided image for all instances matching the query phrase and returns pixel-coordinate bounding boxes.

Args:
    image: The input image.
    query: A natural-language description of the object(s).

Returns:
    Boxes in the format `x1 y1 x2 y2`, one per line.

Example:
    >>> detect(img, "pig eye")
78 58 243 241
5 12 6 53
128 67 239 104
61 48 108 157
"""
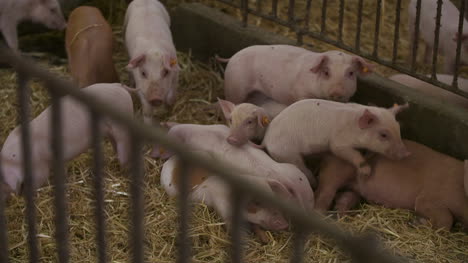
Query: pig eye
379 131 389 140
162 69 169 78
323 70 330 78
348 71 354 78
140 70 147 78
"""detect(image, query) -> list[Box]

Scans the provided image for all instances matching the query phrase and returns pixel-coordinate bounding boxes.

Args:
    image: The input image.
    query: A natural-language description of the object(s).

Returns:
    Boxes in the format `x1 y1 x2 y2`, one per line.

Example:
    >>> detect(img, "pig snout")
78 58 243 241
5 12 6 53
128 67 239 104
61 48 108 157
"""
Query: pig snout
328 90 347 102
387 144 411 160
227 135 246 146
148 96 164 107
267 216 289 231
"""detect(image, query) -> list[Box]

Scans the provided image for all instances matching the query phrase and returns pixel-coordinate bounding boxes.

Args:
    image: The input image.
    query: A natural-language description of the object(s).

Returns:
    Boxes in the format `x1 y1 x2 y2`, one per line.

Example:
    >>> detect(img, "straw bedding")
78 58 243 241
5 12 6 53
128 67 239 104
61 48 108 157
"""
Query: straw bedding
1 0 467 262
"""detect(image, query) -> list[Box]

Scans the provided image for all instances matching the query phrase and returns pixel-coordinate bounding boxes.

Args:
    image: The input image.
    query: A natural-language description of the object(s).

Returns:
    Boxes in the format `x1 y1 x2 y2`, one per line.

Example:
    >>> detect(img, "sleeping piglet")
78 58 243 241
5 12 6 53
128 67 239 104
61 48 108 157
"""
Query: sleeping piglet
218 98 270 148
151 123 315 214
315 140 468 230
65 6 120 88
262 99 410 186
220 45 374 105
161 152 291 242
0 83 133 196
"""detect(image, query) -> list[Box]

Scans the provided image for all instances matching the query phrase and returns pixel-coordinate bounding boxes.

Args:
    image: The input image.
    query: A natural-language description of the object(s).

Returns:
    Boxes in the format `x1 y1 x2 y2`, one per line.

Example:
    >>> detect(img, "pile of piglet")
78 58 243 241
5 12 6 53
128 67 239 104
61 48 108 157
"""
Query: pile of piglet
1 0 467 244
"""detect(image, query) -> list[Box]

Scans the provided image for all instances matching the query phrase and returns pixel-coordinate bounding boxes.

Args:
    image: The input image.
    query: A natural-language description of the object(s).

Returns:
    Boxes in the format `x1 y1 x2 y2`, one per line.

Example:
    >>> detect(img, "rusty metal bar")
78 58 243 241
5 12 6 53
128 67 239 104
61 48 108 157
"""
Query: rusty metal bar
50 90 70 263
17 73 39 263
230 190 245 263
320 0 327 35
373 0 383 57
176 160 191 263
411 0 422 71
0 160 9 263
288 0 295 23
90 112 107 263
298 0 313 45
392 0 402 63
129 137 144 263
355 0 364 52
338 0 345 42
453 0 466 88
290 231 306 263
271 0 278 17
240 0 248 27
431 0 443 80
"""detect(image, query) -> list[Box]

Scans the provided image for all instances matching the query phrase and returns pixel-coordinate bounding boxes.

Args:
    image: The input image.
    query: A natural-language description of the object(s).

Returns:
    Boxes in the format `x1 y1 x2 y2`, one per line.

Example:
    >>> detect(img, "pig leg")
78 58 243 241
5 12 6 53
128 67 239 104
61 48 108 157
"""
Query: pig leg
107 122 131 167
330 146 370 177
138 92 154 125
0 19 18 51
252 224 269 244
314 180 341 214
333 191 361 217
414 195 454 230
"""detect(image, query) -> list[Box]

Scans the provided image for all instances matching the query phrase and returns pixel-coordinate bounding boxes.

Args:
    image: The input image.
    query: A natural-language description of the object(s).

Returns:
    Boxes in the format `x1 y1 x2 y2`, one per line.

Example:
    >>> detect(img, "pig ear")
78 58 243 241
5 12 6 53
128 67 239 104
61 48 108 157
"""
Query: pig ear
267 179 293 199
150 145 173 159
388 102 409 116
164 54 181 71
453 32 468 42
358 109 378 129
126 54 146 70
309 55 329 73
217 98 236 121
353 56 374 75
256 110 270 128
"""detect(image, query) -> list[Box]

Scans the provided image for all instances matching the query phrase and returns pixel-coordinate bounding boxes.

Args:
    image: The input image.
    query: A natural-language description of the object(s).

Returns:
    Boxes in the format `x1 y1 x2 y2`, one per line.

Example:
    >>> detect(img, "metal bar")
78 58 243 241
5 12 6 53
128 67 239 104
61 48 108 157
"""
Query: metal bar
90 112 107 263
176 160 191 263
411 0 422 71
0 160 10 263
130 137 144 263
338 0 345 42
288 0 295 24
230 190 245 263
392 0 402 63
431 0 443 80
320 0 328 35
453 0 466 88
298 0 313 45
290 231 306 263
240 0 248 27
17 73 39 263
355 0 364 52
50 90 69 263
373 0 383 57
271 0 278 17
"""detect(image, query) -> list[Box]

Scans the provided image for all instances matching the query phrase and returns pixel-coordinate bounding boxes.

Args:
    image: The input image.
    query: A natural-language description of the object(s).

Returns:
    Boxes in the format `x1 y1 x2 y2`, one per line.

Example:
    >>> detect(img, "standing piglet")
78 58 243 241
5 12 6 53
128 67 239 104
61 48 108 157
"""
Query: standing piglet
408 0 468 73
220 45 373 104
315 140 468 231
0 83 133 196
0 0 66 51
65 6 120 88
161 152 291 243
262 99 410 186
124 0 180 124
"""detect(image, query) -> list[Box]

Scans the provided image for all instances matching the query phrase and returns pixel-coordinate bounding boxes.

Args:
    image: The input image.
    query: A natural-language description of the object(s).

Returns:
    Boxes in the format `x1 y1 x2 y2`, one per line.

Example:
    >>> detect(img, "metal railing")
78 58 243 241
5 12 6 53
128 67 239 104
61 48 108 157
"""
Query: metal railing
213 0 468 99
0 47 410 262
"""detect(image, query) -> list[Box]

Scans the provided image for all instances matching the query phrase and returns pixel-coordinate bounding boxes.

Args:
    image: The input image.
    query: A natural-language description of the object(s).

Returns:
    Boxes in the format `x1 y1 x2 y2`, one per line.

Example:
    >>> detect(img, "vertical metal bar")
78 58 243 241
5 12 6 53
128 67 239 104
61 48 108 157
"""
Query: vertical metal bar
338 0 345 42
392 0 402 63
355 0 364 52
465 0 468 20
90 112 106 263
230 190 245 263
290 230 306 263
288 0 295 24
320 0 328 35
130 137 144 263
431 0 443 80
17 74 39 263
271 0 278 18
176 160 191 263
453 0 466 88
0 160 10 263
240 0 248 27
50 90 69 263
255 0 261 13
411 0 422 71
298 0 313 45
373 0 383 57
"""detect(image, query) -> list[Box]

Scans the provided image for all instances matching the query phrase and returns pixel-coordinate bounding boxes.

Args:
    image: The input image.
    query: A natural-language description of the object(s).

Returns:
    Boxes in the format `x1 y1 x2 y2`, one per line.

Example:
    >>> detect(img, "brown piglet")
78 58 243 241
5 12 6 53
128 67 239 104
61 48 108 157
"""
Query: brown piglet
315 140 468 231
65 6 119 88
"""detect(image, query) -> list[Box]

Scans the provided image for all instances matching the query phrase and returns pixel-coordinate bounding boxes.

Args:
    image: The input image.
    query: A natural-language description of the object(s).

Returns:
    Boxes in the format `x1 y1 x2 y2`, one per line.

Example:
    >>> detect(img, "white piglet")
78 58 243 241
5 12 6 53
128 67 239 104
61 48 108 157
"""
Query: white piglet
220 45 374 104
124 0 180 124
0 0 67 51
262 99 411 185
0 83 133 196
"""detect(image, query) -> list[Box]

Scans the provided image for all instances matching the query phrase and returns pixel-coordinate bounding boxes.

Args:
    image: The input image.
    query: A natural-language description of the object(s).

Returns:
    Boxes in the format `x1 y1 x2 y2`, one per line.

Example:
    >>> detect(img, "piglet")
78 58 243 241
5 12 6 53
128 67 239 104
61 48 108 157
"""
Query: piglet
161 152 291 243
220 45 373 105
315 140 468 231
152 123 315 214
262 99 410 186
390 74 468 108
0 83 133 196
218 98 270 148
0 0 66 51
124 0 180 124
408 0 468 73
65 6 120 88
